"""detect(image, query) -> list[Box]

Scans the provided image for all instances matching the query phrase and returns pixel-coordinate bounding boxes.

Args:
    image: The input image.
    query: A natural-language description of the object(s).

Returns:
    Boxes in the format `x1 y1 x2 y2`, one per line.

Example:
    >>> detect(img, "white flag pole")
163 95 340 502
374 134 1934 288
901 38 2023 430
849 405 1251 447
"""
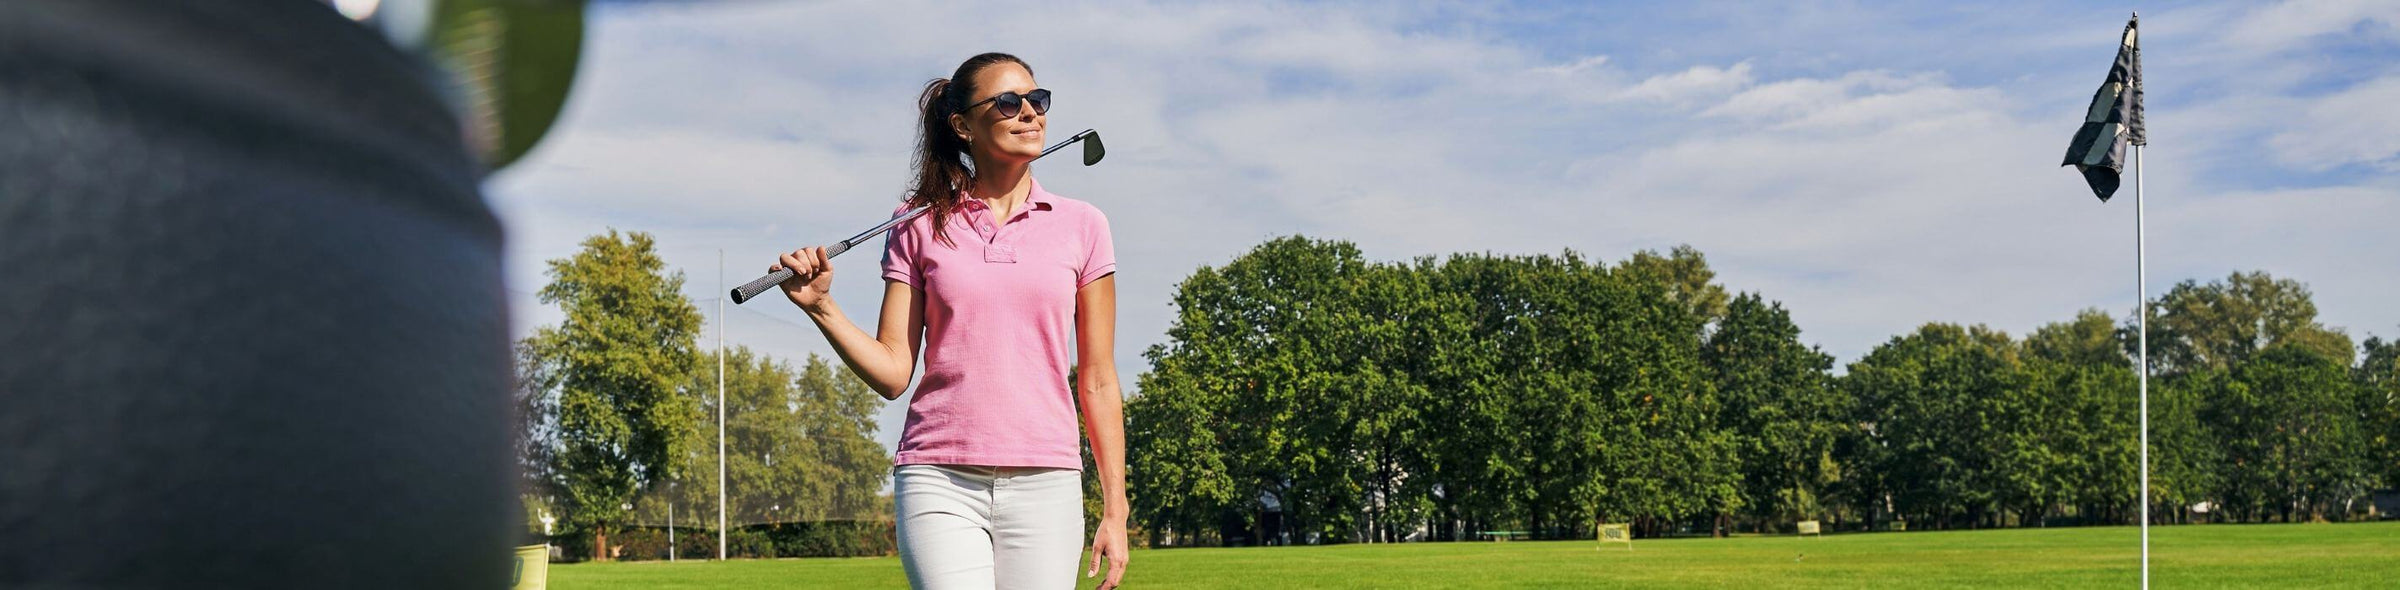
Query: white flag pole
668 480 676 561
2134 141 2150 590
715 248 724 558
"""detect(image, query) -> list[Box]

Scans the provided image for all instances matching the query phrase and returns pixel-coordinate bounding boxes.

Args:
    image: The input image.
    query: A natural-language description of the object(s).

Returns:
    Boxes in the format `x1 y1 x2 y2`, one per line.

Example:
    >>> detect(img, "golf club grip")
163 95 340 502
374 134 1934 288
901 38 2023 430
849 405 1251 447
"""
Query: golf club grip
729 240 858 304
730 269 792 304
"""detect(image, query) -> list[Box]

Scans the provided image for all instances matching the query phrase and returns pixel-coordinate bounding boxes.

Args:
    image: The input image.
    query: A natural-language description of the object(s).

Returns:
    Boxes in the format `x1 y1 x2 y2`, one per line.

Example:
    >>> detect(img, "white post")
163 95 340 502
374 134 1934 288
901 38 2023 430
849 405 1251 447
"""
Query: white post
668 481 676 561
718 249 729 560
2134 143 2149 590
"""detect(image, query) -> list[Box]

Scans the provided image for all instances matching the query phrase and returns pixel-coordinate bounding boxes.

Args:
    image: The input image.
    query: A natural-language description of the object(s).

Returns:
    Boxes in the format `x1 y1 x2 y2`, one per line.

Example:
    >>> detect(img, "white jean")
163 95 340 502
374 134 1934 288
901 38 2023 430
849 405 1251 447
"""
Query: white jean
893 464 1085 590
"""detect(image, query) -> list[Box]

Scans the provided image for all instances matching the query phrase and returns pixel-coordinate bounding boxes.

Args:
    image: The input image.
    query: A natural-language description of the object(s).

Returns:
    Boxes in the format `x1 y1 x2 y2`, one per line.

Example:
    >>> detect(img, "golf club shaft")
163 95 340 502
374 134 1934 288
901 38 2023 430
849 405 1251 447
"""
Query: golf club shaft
729 208 922 303
730 130 1097 304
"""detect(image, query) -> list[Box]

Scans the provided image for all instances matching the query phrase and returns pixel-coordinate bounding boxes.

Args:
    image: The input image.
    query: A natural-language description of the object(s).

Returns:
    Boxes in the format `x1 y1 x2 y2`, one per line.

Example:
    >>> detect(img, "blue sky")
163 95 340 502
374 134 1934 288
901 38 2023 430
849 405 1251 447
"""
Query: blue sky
490 0 2400 451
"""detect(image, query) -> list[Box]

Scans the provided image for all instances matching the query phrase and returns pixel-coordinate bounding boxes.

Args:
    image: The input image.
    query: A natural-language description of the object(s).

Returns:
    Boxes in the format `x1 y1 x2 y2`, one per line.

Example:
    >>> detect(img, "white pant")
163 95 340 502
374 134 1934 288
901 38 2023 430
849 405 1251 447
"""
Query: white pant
894 464 1084 590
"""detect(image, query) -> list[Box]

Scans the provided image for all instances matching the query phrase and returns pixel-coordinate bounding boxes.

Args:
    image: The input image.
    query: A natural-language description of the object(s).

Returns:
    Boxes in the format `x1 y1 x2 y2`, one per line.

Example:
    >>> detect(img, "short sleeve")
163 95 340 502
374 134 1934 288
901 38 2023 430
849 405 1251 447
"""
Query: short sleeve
880 206 921 289
1077 207 1116 288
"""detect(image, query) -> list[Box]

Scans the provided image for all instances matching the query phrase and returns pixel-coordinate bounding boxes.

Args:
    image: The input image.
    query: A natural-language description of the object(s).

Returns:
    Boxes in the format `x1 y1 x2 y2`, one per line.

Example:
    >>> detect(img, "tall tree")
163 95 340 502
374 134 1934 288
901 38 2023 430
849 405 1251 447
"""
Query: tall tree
1133 236 1385 544
522 230 703 560
515 339 563 521
2023 311 2137 524
1226 236 1375 543
784 353 892 521
2148 271 2352 374
1346 261 1452 543
1703 293 1841 532
1492 253 1609 537
1125 367 1239 545
1417 254 1535 540
1557 252 1735 538
627 349 889 558
2360 336 2400 492
664 349 886 525
2146 371 2220 523
1129 260 1261 545
1842 324 2036 529
2203 345 2372 522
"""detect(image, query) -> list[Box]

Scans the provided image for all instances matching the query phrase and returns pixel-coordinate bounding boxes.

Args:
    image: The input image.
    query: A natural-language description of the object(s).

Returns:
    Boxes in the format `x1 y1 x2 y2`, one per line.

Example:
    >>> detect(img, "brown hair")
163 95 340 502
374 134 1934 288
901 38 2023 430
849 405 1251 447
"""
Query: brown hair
908 52 1031 246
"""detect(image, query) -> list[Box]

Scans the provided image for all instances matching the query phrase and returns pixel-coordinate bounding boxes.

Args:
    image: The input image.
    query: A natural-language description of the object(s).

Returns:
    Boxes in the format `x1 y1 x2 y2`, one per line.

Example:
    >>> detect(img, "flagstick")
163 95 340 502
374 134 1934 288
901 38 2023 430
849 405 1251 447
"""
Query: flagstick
715 248 724 558
2134 143 2150 590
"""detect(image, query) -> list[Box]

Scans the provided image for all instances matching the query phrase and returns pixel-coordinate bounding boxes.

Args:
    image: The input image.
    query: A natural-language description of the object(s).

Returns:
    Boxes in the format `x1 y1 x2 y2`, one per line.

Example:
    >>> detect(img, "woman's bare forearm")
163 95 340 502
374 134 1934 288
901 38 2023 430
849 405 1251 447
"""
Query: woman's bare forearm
1076 275 1128 520
1081 368 1130 519
803 297 914 399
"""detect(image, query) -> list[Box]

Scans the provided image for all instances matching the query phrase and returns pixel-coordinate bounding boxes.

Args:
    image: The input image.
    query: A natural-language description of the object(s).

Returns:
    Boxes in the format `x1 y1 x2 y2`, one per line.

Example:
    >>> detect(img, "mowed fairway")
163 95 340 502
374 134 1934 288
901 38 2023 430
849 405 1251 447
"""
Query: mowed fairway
548 521 2397 589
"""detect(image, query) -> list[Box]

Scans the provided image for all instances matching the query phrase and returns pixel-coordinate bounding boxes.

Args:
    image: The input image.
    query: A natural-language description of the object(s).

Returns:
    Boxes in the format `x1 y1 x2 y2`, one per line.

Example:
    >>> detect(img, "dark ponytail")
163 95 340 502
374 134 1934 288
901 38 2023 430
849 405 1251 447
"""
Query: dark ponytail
908 52 1031 246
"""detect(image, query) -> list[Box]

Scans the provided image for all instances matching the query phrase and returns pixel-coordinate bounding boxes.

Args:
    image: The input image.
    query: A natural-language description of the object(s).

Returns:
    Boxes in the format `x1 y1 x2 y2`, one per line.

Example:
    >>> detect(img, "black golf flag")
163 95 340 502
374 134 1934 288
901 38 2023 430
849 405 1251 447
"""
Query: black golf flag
2063 15 2144 201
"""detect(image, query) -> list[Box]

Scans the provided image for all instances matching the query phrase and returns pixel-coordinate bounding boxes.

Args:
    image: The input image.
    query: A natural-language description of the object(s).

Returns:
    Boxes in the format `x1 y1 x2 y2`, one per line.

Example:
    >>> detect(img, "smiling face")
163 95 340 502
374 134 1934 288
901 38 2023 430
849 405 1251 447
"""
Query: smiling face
949 62 1045 167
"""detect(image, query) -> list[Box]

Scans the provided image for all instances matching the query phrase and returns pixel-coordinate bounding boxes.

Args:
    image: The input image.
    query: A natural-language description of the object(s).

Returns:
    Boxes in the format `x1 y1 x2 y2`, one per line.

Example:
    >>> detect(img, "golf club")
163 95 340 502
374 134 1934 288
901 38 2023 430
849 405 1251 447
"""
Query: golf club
729 128 1105 304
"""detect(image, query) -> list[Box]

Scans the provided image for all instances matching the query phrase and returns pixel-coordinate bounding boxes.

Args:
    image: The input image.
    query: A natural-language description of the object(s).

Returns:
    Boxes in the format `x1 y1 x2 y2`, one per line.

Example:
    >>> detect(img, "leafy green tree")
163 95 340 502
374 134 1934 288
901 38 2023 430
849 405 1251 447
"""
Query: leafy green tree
1129 258 1272 545
1346 262 1455 543
1600 252 1738 537
1616 245 1730 327
626 348 889 559
2203 345 2372 521
2146 371 2220 523
2140 273 2372 523
1415 254 1534 540
705 349 886 524
2361 336 2400 491
1485 253 1608 537
515 339 563 518
521 230 703 560
1842 324 2037 529
1132 236 1385 544
2028 309 2130 368
2148 271 2352 374
1703 293 1841 532
2023 310 2137 524
1127 240 2396 538
1489 251 1732 538
1124 371 1238 545
1132 240 1738 543
1220 237 1370 543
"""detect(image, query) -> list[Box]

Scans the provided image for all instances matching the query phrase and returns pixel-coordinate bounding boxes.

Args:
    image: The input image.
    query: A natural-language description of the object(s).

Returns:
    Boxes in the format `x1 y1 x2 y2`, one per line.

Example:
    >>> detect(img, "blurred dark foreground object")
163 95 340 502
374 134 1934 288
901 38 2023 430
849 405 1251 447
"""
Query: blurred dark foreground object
1 0 551 586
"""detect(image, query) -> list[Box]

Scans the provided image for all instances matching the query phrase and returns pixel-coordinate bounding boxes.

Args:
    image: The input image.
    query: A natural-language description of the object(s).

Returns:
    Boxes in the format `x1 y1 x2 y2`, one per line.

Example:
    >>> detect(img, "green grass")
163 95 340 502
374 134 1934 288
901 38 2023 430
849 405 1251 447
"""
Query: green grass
546 521 2398 589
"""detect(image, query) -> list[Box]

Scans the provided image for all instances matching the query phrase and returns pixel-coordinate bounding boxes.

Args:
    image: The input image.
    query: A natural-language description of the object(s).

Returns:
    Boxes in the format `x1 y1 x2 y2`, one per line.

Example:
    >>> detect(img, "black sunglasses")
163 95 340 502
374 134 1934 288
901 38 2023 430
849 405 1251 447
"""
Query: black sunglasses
965 88 1052 118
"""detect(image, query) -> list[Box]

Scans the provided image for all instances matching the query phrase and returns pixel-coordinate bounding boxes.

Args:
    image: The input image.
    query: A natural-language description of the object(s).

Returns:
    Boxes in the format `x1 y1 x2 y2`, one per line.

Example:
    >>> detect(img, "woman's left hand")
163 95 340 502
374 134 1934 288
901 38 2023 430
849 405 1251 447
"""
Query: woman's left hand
1086 516 1129 589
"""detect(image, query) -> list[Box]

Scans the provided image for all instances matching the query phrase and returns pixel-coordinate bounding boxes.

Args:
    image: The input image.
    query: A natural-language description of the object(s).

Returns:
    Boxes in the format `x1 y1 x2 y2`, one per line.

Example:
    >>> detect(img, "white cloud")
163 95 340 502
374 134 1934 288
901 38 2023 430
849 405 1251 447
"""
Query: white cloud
1618 61 1754 106
2268 75 2400 170
1703 74 1870 121
2223 0 2400 51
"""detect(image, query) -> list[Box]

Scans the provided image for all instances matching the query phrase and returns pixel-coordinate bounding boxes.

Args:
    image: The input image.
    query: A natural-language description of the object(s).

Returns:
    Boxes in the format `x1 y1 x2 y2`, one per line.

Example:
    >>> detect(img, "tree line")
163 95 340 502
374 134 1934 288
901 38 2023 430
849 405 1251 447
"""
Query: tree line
507 230 2397 558
513 231 889 561
1126 236 2399 545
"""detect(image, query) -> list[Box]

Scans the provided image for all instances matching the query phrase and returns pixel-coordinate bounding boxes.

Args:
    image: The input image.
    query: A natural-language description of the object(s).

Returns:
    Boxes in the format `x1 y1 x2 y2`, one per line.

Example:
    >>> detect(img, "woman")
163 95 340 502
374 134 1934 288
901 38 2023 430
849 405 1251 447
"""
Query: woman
769 52 1129 590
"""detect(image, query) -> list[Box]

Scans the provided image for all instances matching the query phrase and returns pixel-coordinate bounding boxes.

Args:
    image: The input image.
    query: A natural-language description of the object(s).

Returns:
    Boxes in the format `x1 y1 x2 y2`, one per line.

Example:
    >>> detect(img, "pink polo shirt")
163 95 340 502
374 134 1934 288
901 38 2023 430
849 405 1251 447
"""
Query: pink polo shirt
880 178 1115 470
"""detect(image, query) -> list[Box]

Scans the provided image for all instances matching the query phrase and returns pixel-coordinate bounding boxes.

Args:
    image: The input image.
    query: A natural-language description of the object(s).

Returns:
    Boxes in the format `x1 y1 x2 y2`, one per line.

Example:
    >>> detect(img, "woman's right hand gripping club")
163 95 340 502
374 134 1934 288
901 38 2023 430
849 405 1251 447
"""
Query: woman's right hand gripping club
772 246 834 312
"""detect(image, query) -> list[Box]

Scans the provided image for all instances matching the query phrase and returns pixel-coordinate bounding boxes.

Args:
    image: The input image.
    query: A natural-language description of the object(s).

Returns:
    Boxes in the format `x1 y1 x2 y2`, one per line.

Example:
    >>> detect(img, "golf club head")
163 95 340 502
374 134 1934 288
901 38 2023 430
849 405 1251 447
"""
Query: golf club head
348 0 587 172
1081 130 1105 166
427 0 587 171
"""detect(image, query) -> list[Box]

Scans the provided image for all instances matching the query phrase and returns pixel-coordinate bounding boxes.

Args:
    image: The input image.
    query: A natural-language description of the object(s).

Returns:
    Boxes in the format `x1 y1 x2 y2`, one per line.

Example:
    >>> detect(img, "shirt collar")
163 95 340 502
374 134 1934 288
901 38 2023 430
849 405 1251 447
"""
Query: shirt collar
960 177 1056 212
1026 177 1056 211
